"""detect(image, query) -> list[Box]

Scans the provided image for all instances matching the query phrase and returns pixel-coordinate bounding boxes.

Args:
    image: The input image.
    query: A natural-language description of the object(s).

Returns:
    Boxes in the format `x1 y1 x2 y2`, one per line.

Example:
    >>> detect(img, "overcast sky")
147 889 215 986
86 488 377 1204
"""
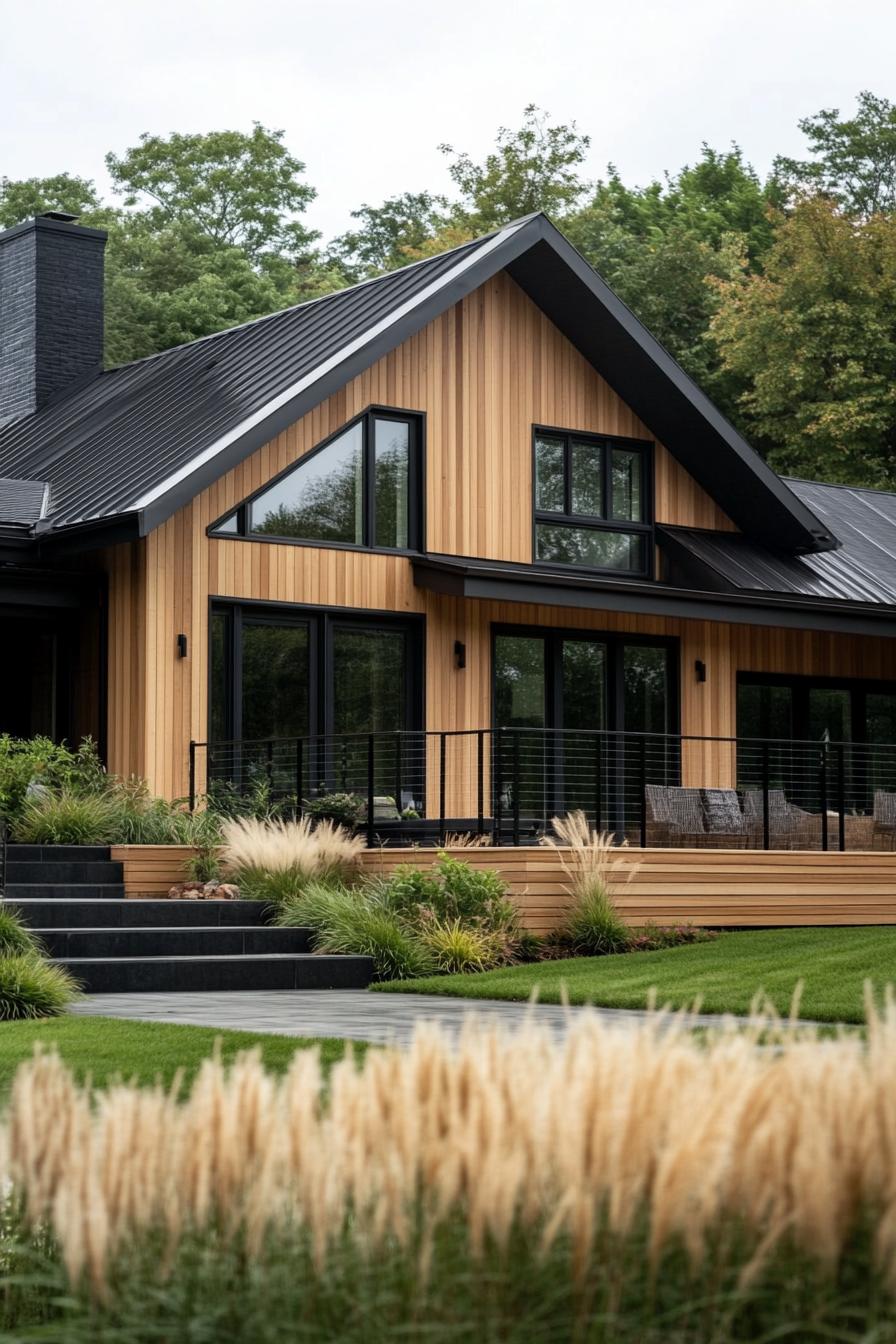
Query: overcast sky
2 0 895 243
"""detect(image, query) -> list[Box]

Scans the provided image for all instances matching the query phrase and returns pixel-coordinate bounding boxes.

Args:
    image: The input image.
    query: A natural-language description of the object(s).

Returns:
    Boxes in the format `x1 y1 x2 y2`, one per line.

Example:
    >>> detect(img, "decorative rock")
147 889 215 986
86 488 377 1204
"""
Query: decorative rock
168 885 183 900
216 883 240 900
201 881 221 899
182 882 204 893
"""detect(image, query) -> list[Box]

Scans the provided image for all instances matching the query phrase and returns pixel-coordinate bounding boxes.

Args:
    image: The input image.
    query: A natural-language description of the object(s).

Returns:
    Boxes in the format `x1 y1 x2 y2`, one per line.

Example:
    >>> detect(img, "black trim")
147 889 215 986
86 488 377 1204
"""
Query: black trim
207 406 424 554
412 554 896 638
531 424 653 578
737 671 896 745
207 597 425 744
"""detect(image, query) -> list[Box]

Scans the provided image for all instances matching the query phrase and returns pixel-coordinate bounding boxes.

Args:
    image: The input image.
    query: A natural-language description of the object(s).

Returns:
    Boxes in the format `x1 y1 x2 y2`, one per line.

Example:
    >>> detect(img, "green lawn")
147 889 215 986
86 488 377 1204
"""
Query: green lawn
0 1016 364 1094
373 926 896 1023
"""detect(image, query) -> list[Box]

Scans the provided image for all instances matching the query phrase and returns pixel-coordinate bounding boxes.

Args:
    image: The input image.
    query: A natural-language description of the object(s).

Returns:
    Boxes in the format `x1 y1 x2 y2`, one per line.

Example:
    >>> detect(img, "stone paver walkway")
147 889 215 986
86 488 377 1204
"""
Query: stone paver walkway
72 990 756 1047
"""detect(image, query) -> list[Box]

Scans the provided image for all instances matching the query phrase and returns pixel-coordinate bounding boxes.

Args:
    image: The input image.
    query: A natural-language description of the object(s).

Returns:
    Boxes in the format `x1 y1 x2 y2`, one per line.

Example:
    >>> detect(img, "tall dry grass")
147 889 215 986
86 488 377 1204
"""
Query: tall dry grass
4 997 896 1314
541 811 638 952
219 815 364 900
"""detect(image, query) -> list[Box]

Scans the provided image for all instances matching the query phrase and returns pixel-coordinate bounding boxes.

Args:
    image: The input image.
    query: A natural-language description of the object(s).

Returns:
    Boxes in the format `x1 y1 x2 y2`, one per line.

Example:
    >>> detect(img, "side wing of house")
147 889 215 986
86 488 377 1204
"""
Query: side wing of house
105 270 896 802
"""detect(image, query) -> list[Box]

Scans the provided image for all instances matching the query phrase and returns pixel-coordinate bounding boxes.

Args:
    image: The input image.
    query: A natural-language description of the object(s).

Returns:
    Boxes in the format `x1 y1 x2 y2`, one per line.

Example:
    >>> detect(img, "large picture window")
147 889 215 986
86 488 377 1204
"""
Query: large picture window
533 427 652 575
209 409 422 552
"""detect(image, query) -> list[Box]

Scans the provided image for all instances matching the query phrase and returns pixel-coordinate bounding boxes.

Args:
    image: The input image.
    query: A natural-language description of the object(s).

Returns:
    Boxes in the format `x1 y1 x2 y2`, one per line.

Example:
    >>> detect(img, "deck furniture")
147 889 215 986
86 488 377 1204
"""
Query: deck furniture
741 789 818 849
644 785 749 848
873 791 896 850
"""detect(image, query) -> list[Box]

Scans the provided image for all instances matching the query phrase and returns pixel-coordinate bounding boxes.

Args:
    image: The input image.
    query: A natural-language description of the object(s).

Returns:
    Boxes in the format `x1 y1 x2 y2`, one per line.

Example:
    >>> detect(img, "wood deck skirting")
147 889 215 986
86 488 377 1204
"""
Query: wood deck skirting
112 844 896 930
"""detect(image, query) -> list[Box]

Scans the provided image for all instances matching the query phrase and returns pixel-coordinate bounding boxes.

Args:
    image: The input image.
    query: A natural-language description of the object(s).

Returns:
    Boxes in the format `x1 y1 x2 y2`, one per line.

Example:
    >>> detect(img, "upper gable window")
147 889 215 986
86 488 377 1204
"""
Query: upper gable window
210 409 421 552
533 427 652 576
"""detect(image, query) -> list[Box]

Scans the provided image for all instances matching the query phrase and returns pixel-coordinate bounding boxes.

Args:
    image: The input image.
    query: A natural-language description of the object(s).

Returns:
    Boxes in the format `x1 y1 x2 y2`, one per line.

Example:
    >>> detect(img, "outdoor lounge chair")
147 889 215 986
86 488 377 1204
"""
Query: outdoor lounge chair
742 789 818 849
872 790 896 850
644 785 749 848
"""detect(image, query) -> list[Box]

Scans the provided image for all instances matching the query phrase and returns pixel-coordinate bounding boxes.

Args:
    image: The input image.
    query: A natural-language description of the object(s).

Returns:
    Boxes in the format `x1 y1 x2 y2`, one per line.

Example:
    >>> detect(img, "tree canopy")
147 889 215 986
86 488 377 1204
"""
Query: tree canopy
4 94 896 489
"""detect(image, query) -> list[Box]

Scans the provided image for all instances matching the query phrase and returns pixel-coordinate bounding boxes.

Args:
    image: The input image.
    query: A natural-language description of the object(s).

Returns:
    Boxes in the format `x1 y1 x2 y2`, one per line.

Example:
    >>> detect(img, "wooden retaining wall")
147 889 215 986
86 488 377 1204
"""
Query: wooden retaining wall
113 844 896 931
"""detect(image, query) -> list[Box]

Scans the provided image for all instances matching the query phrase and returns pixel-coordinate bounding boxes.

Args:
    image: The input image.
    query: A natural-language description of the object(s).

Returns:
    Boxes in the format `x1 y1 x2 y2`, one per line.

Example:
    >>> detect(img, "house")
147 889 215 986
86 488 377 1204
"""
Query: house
3 209 896 861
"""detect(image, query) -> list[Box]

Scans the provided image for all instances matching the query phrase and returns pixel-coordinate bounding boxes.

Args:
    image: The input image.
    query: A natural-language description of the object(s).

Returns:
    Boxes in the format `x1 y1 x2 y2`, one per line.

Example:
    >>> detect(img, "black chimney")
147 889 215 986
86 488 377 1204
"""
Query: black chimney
0 212 107 428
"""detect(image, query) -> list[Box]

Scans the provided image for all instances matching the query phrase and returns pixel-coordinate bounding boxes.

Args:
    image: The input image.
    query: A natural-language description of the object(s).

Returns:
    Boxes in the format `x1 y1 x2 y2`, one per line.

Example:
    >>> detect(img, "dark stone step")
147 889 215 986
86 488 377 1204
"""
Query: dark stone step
8 899 273 929
6 845 111 863
40 926 313 958
5 883 125 901
7 861 123 884
55 953 373 994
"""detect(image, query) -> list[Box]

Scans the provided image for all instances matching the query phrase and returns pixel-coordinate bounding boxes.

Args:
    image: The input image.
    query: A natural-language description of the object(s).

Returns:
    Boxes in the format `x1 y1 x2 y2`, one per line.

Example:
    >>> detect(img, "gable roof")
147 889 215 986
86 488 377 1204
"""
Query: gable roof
0 213 835 553
660 479 896 607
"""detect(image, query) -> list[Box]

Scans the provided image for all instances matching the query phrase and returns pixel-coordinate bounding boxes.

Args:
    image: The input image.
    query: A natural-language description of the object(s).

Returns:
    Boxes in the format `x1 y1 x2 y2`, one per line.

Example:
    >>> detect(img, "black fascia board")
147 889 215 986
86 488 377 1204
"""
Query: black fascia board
412 555 896 639
33 511 141 558
504 221 836 556
137 221 544 536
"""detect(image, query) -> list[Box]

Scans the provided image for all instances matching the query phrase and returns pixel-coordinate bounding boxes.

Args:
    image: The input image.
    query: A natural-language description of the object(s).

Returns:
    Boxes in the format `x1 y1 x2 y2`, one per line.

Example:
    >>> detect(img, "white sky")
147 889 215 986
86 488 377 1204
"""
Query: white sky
2 0 895 243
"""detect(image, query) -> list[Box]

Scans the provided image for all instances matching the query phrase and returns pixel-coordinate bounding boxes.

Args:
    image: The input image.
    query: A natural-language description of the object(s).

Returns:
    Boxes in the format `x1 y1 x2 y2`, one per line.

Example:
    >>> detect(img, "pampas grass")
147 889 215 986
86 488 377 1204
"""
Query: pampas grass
5 997 896 1338
542 810 635 953
220 815 364 901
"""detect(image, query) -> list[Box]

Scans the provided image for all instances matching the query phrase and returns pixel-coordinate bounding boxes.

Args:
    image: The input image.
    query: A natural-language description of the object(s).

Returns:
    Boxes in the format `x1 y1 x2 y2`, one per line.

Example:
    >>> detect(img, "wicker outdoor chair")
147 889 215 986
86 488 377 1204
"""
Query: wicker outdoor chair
644 784 749 848
742 789 818 849
872 791 896 850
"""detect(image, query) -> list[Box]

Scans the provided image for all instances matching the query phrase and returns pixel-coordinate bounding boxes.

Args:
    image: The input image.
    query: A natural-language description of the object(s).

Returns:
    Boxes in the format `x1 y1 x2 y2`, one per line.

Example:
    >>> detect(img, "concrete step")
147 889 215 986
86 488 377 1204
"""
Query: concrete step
6 845 112 863
8 899 273 929
39 926 313 958
55 953 373 994
6 861 124 884
6 884 126 901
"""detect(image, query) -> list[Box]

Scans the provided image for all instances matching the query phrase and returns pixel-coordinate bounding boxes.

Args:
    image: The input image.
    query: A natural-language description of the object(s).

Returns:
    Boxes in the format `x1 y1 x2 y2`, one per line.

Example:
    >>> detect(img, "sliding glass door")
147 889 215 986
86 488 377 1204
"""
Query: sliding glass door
493 628 677 827
209 604 422 803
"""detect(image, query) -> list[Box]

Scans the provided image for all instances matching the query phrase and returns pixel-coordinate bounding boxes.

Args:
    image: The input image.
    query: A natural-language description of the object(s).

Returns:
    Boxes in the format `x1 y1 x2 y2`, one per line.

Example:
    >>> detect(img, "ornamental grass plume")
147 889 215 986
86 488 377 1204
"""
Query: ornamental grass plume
541 810 637 953
219 814 364 900
5 995 896 1322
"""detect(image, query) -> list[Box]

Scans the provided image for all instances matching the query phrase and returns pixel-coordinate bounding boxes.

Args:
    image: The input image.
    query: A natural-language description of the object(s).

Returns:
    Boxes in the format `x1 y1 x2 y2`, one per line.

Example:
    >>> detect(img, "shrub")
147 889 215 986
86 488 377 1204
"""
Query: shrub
418 915 501 974
0 955 81 1020
628 923 722 952
0 907 43 958
220 815 363 902
13 788 121 846
542 811 633 956
0 735 106 825
301 791 365 829
278 880 434 980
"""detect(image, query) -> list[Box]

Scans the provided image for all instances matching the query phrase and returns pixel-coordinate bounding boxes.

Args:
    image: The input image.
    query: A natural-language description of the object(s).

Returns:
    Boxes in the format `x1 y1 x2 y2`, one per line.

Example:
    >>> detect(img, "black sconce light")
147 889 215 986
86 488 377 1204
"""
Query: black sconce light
454 640 466 669
177 634 188 659
694 659 706 683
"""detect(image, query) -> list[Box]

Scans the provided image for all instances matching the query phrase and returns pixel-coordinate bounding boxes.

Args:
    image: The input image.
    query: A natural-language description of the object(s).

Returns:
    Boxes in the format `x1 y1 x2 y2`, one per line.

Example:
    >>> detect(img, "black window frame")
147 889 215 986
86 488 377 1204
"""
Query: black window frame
208 597 425 744
531 424 654 578
736 671 896 745
207 406 425 555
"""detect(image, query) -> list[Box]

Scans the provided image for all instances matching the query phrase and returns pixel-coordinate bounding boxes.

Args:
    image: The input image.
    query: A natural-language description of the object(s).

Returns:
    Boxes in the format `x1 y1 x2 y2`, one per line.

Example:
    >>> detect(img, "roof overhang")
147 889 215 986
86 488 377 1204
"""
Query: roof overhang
413 554 896 638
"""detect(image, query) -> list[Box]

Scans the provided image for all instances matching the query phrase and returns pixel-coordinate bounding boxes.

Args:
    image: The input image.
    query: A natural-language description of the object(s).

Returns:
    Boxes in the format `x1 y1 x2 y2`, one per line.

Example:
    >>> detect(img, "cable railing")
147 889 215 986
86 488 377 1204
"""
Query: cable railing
188 728 896 851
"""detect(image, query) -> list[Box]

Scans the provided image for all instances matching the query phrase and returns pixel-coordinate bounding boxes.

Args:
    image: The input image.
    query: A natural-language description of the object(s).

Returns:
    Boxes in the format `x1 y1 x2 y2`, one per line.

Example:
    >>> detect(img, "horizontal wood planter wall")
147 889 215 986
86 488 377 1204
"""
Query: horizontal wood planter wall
114 843 896 930
359 846 896 933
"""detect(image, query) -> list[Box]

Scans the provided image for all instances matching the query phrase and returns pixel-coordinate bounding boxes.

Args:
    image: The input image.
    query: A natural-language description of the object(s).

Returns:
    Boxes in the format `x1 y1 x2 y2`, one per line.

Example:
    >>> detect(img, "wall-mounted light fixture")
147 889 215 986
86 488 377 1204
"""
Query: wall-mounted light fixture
454 640 466 669
694 659 706 683
177 634 188 659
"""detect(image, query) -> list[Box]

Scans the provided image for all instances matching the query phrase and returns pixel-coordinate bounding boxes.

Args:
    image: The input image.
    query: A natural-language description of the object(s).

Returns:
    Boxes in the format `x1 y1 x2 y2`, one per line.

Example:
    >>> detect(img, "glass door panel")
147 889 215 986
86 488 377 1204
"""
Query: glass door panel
494 634 547 827
239 621 310 796
865 692 896 803
559 639 607 817
331 626 410 803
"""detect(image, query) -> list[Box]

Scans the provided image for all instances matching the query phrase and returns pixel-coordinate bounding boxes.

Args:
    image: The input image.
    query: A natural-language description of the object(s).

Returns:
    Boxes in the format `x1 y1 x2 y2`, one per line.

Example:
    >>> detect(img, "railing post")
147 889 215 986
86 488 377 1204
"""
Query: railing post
477 731 485 837
438 733 446 847
762 743 770 850
638 737 647 849
295 738 303 818
266 739 274 797
188 741 196 812
593 734 602 833
837 745 846 852
366 735 375 848
394 731 402 822
512 730 521 847
494 729 503 847
819 744 829 852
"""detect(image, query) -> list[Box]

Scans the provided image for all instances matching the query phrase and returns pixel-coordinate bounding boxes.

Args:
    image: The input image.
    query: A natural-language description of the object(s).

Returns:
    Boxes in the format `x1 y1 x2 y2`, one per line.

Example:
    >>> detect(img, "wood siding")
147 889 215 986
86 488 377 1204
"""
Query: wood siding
100 269 896 802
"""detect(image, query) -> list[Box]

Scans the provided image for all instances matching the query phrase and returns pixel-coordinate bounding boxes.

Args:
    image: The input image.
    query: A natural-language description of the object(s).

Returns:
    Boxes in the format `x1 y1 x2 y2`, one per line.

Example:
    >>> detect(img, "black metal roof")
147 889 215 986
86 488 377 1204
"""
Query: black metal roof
660 479 896 607
0 213 835 553
0 476 49 526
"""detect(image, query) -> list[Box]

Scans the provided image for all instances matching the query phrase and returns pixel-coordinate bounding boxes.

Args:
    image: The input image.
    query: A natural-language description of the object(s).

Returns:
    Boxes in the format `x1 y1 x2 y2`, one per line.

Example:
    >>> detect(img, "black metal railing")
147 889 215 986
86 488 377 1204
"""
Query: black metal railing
188 729 896 851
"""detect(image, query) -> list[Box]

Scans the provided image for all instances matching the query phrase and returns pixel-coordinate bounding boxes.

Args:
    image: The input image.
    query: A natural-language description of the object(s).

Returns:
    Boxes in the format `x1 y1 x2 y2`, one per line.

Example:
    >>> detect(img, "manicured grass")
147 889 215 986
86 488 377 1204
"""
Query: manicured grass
0 1015 364 1094
372 926 896 1023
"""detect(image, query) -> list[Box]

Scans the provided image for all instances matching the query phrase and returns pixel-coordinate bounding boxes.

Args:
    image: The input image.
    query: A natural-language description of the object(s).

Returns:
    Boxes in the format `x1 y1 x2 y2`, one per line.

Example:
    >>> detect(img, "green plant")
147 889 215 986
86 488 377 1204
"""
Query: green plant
0 907 43 958
0 955 81 1020
13 788 121 846
220 815 363 903
301 791 365 829
0 734 107 825
541 811 634 956
183 847 222 883
278 881 434 980
419 915 501 974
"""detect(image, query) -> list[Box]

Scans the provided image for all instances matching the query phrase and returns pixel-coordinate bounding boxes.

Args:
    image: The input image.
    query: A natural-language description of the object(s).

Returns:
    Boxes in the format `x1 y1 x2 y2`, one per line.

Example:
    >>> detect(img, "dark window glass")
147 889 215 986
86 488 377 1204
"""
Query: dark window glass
624 645 670 734
612 449 643 521
215 512 240 535
570 438 603 516
809 687 852 742
332 628 407 736
241 622 310 741
866 693 896 744
249 424 363 543
737 683 793 740
534 435 565 512
494 635 546 728
561 640 607 731
536 523 646 572
209 611 229 741
373 419 409 549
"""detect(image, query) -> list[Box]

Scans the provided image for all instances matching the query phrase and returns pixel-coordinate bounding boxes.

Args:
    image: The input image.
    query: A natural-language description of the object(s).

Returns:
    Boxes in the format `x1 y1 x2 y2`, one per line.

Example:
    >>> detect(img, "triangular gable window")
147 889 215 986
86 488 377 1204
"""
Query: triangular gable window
208 409 421 551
